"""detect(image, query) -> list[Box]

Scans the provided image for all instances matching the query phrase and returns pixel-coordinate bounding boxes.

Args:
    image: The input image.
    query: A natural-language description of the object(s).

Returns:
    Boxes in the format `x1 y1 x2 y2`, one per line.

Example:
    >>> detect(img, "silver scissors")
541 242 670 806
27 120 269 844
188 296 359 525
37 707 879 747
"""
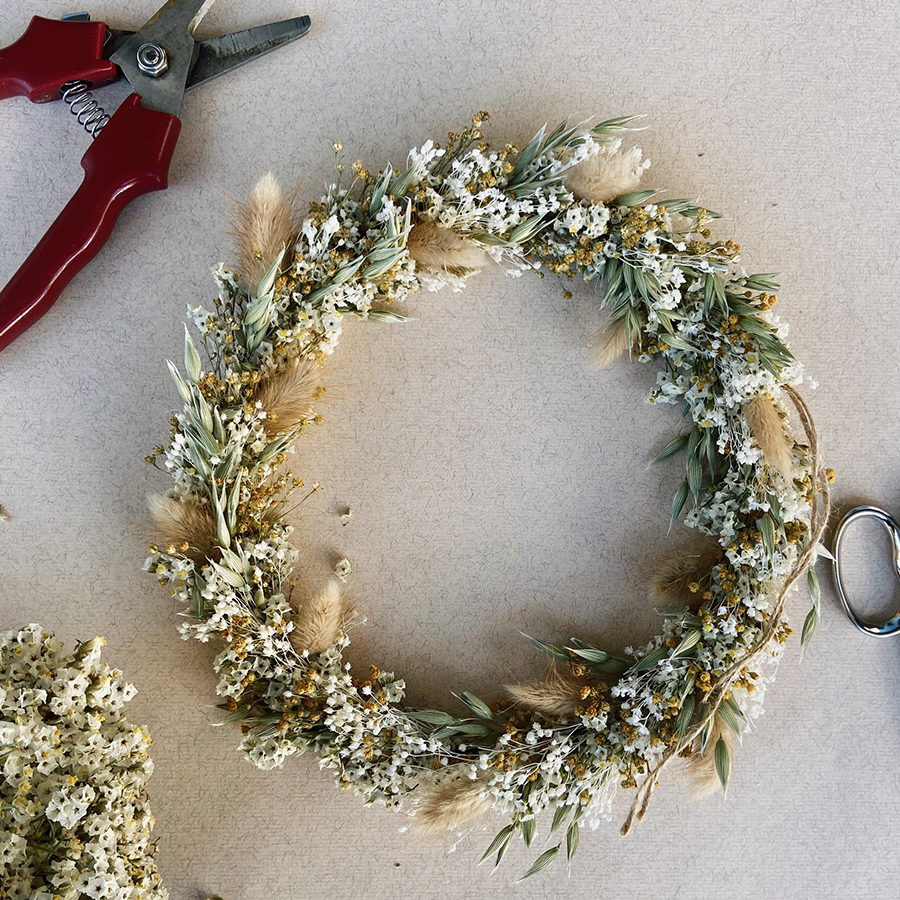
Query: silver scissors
831 506 900 637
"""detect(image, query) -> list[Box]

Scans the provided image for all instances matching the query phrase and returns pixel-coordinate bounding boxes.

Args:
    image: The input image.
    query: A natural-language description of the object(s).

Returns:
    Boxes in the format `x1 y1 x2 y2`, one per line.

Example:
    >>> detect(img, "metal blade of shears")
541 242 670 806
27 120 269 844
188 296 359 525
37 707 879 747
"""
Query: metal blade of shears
110 0 218 116
105 16 311 97
187 16 311 89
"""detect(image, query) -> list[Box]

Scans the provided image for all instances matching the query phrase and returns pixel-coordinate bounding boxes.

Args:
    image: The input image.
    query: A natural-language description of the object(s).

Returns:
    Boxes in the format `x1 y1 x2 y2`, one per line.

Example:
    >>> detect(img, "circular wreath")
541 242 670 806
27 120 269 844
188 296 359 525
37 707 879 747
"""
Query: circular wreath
145 113 831 877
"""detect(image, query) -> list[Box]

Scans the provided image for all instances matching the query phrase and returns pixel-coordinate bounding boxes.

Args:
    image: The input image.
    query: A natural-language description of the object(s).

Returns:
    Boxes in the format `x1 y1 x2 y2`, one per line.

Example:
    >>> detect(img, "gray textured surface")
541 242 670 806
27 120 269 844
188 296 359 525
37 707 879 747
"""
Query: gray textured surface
1 1 899 897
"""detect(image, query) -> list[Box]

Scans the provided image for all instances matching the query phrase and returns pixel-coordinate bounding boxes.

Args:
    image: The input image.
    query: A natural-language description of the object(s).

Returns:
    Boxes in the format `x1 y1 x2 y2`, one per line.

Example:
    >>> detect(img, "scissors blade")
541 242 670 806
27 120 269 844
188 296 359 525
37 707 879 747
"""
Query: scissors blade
140 0 218 36
110 0 219 115
186 17 311 89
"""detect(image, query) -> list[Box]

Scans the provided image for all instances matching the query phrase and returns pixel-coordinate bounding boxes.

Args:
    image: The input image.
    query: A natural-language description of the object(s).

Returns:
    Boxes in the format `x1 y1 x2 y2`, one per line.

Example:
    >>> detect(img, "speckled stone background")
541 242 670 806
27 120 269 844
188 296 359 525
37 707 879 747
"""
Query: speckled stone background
1 1 898 897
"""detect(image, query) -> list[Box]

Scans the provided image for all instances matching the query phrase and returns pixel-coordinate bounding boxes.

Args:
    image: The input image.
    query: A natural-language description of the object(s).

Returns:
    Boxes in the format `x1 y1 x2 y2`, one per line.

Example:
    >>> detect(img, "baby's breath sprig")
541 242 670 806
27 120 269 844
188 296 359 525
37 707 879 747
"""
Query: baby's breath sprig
146 113 831 878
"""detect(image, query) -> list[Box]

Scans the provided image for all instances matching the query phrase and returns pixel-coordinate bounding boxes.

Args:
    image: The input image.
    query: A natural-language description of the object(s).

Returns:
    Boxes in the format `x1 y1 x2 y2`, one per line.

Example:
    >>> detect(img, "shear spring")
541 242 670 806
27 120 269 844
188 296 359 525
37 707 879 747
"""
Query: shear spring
60 81 111 138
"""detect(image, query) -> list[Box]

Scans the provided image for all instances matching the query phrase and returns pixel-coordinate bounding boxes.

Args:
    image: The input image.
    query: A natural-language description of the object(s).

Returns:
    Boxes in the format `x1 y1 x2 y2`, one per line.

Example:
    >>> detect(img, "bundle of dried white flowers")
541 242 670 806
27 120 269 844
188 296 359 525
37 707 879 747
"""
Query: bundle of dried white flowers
0 625 166 898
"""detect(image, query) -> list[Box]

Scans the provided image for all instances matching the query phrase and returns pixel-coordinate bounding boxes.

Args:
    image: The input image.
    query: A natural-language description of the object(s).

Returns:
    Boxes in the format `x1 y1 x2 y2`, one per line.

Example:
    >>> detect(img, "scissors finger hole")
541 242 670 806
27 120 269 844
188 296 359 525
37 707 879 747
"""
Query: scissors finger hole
834 515 900 623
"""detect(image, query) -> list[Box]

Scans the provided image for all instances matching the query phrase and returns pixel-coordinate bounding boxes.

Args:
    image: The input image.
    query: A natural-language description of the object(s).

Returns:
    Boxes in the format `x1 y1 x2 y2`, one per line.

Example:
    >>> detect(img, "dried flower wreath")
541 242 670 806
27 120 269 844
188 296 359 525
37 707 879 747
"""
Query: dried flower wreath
145 114 832 877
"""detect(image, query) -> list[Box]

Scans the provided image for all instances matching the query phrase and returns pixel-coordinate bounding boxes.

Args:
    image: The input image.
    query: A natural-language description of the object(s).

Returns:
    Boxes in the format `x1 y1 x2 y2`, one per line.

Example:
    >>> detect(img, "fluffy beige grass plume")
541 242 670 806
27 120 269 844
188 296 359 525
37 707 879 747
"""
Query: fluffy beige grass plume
649 541 721 608
416 778 492 833
289 580 343 654
505 669 581 717
234 172 295 287
565 140 649 204
745 392 794 479
592 317 633 367
407 221 488 274
255 359 321 438
148 494 216 561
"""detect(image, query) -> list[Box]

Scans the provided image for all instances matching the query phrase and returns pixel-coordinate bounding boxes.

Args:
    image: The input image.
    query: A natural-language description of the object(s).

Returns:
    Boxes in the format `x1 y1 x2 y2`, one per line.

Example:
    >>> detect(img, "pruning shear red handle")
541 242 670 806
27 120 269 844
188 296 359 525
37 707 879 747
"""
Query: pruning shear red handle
0 16 179 349
0 4 311 356
0 93 180 349
0 16 118 102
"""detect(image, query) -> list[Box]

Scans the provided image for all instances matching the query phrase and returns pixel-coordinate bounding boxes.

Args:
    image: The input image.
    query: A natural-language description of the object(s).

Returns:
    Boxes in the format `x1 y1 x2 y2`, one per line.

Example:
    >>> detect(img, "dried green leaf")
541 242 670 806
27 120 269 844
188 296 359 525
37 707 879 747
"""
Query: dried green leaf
388 164 416 198
744 273 780 291
807 567 821 615
614 189 657 207
507 215 547 244
479 824 515 865
512 125 547 177
602 261 624 306
716 698 743 737
256 248 285 300
183 324 202 382
699 714 714 754
521 817 535 847
517 845 559 882
195 392 214 435
210 561 245 589
369 165 393 215
800 606 818 654
653 433 690 464
191 576 205 618
679 673 696 702
814 542 835 562
565 646 609 663
167 360 193 405
219 546 244 574
758 512 776 558
406 709 457 726
670 480 690 531
660 197 698 214
687 454 703 501
566 820 580 863
446 722 494 738
628 644 669 674
714 736 731 791
551 804 573 832
591 115 642 138
659 333 696 353
366 309 408 323
521 633 569 661
225 468 242 533
453 691 493 721
672 629 702 657
675 693 695 737
212 490 230 549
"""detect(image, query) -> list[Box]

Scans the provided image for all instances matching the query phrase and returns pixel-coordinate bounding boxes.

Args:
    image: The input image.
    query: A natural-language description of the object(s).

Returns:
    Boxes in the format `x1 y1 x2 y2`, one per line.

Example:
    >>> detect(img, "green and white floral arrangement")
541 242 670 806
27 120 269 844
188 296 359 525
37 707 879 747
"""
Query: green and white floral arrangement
0 625 166 899
144 113 831 877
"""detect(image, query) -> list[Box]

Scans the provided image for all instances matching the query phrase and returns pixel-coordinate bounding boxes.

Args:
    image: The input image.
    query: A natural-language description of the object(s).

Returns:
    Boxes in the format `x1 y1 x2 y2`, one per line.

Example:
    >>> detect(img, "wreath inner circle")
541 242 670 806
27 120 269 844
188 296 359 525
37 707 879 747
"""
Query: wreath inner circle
145 112 831 876
293 272 669 698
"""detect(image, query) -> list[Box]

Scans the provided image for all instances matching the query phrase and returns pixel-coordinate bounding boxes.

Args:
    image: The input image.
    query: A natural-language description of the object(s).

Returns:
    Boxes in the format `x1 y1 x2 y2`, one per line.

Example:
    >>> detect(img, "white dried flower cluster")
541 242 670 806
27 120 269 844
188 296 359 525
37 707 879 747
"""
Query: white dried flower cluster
0 626 166 899
145 114 825 875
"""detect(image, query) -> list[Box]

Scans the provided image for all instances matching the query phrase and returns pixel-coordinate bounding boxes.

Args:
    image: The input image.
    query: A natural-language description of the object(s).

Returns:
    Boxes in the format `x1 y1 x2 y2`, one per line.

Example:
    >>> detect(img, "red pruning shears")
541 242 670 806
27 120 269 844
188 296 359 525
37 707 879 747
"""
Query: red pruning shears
0 2 311 354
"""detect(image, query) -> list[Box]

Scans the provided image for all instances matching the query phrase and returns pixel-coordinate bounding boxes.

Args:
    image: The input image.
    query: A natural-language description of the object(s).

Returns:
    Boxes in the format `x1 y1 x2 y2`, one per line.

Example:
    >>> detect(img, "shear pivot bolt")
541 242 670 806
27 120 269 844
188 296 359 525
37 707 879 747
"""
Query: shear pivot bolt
137 43 169 77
